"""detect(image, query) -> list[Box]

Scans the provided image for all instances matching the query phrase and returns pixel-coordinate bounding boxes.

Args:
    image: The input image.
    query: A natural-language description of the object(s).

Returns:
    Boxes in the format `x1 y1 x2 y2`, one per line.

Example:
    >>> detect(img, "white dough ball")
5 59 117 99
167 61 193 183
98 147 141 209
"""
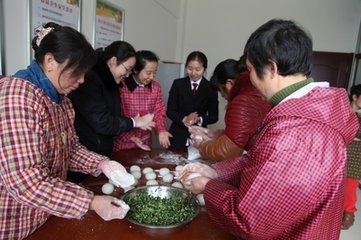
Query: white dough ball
175 165 184 172
196 193 205 206
159 167 170 176
101 183 114 195
146 180 158 186
171 181 183 189
142 167 153 174
130 165 141 172
131 170 142 179
145 171 157 180
162 173 174 183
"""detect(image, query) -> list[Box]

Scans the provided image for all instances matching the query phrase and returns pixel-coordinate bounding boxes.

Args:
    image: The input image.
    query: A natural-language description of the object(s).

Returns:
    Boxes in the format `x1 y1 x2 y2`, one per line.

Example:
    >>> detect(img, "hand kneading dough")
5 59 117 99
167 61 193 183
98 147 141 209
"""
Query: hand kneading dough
145 171 156 180
110 170 135 188
146 180 158 186
142 167 153 174
130 165 141 172
162 173 174 183
186 172 202 180
102 183 114 195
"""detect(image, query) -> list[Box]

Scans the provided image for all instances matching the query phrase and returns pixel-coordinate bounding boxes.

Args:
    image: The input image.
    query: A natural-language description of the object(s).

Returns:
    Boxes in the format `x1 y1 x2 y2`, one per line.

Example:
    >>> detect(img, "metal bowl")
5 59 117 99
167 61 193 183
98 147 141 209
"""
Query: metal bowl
121 186 200 236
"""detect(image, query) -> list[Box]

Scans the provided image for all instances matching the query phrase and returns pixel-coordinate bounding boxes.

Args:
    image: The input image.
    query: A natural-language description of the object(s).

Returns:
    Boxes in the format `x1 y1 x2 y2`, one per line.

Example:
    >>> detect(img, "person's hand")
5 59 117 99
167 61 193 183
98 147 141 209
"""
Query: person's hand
134 113 156 130
99 160 135 188
189 135 203 148
130 136 151 151
180 162 218 180
90 195 130 221
182 112 199 127
183 176 210 194
158 131 172 149
189 126 215 141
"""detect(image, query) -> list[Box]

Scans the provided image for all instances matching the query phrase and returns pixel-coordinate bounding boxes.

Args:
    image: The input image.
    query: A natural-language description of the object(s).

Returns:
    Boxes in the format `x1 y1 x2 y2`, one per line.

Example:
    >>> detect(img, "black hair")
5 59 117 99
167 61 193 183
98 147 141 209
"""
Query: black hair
186 51 208 69
96 41 136 65
244 19 312 79
350 84 361 102
32 22 96 77
210 59 239 88
133 50 159 73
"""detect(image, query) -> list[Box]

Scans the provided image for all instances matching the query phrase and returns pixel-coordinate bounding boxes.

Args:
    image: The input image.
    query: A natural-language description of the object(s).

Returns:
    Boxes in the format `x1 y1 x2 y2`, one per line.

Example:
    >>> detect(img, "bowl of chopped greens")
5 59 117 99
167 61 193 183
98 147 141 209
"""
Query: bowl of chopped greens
121 185 200 236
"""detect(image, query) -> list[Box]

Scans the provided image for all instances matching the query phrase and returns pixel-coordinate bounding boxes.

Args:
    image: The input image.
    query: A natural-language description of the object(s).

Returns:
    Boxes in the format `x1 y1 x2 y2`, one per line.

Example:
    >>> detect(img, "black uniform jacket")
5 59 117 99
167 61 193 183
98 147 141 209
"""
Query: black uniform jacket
69 60 133 156
166 77 219 149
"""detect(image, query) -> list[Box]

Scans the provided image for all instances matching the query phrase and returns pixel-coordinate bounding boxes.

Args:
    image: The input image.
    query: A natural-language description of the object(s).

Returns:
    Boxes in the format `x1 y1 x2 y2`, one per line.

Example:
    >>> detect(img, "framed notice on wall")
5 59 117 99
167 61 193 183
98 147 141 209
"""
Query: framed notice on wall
94 0 124 49
29 0 81 59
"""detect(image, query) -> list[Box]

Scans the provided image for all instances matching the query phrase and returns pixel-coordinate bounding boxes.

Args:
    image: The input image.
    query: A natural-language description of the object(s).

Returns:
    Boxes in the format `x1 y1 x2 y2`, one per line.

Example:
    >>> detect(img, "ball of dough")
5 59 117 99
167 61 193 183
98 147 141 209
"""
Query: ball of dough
131 170 142 179
130 165 141 172
101 183 114 195
142 167 153 174
162 173 174 183
146 180 158 186
175 165 184 172
159 167 170 176
145 171 157 180
197 193 205 206
171 181 183 189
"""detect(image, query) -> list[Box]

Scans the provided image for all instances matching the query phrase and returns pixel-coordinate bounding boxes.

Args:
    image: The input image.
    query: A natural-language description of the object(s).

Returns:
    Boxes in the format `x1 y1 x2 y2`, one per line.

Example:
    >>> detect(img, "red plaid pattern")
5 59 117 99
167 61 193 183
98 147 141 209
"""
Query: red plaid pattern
204 87 359 239
0 77 107 239
113 80 167 151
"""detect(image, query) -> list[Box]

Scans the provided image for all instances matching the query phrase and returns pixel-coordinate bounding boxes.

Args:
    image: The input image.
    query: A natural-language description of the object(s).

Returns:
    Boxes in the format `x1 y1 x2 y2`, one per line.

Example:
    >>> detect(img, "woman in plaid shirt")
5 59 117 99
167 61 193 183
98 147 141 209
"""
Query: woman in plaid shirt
113 50 172 151
0 22 133 239
179 19 359 239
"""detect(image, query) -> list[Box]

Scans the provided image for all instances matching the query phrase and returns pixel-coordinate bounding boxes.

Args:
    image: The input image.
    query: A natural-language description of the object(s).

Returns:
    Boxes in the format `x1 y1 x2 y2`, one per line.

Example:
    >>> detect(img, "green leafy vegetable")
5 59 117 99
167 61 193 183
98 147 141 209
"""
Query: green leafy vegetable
125 192 197 226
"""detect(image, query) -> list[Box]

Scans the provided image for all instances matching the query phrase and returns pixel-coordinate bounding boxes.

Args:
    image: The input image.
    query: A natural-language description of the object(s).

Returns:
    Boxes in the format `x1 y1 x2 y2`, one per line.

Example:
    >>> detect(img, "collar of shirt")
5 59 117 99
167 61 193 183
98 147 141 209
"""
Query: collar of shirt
125 75 152 92
281 80 329 103
13 60 63 104
190 78 202 90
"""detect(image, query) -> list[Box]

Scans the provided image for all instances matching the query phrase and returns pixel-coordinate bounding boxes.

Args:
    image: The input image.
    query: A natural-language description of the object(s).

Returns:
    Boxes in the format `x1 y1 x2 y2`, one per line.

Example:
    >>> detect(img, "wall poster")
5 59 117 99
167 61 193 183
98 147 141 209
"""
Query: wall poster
94 0 124 49
29 0 81 59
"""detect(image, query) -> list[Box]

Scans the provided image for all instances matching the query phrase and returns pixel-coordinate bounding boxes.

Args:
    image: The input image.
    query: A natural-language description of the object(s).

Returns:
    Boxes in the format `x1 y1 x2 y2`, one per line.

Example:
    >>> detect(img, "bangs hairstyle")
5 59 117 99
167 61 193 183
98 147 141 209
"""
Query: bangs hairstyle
186 51 208 69
133 50 159 72
32 22 96 77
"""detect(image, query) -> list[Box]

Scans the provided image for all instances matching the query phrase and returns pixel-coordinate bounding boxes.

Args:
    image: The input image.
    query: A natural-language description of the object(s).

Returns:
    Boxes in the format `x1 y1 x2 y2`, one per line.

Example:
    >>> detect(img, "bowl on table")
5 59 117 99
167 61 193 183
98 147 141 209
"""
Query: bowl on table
121 185 200 236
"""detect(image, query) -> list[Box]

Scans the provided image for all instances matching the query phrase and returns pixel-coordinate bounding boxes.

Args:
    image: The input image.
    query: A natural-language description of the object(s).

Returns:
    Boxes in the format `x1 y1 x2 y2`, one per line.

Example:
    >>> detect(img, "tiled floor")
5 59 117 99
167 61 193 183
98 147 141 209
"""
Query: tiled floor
340 186 361 240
